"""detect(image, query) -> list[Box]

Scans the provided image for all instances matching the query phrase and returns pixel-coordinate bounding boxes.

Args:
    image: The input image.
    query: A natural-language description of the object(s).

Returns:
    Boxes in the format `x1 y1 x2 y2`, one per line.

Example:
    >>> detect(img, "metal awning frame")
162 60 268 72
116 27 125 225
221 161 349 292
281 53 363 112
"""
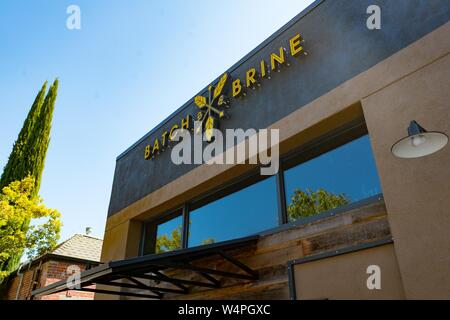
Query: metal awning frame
31 235 259 299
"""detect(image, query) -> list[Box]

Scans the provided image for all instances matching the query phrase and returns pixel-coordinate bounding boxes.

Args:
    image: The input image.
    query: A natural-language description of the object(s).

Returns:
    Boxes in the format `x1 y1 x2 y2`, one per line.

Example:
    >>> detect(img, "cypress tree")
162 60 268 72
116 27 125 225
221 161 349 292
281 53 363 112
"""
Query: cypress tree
0 79 59 272
0 81 47 190
25 78 59 196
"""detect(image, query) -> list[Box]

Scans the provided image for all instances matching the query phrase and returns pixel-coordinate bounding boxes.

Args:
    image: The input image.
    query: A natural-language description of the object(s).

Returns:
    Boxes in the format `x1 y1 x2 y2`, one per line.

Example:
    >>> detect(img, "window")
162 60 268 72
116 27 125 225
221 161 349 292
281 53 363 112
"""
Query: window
142 211 183 255
283 135 381 222
141 124 383 255
188 176 279 247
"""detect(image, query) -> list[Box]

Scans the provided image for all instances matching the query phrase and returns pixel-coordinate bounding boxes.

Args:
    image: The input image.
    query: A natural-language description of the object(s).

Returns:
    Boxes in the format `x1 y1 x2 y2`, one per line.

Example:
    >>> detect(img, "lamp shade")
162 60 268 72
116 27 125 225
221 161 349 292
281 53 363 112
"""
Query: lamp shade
391 120 448 159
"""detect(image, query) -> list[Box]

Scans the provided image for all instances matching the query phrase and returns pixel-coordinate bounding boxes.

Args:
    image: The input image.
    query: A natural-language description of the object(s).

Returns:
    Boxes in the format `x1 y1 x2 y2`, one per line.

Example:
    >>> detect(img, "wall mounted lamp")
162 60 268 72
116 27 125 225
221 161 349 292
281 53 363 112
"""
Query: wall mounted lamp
391 120 448 158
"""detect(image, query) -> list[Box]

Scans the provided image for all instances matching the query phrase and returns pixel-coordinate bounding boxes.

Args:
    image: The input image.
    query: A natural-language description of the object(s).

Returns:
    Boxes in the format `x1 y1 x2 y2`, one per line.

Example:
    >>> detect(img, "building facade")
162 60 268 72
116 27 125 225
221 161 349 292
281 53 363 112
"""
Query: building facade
33 0 450 300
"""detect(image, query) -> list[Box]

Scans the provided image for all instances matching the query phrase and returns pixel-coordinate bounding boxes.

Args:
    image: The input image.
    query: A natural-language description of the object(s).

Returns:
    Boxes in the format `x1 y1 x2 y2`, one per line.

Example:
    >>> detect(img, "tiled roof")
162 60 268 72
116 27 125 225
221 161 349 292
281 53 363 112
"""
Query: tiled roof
51 234 103 262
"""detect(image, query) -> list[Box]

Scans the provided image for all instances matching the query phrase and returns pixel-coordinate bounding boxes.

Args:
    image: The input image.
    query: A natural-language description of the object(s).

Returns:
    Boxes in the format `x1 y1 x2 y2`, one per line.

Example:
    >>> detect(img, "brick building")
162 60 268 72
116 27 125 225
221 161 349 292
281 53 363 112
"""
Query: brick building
3 234 102 300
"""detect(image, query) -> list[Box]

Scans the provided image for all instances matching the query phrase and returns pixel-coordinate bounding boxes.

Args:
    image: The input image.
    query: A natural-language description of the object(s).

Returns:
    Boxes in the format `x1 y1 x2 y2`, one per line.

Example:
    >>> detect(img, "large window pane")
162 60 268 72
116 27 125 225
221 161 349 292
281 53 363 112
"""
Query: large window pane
284 135 381 222
188 176 278 247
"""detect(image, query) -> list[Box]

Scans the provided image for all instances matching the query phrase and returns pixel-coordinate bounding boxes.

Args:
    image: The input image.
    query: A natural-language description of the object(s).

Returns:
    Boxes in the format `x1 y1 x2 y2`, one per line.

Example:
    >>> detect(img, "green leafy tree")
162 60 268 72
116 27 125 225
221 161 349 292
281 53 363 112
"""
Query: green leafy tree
0 81 47 191
0 79 59 273
287 188 349 221
0 176 61 283
25 79 59 195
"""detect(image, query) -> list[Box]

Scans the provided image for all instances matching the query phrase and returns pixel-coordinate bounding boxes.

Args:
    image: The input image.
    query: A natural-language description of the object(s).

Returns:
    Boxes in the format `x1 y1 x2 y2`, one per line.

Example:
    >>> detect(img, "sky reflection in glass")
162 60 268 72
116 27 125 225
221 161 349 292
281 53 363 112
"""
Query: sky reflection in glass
188 176 278 247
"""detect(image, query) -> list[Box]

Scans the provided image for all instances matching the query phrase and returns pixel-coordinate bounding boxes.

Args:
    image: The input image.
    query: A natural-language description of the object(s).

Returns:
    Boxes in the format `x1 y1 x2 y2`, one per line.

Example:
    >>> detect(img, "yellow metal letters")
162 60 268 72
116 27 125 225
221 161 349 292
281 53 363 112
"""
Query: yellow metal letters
144 33 307 160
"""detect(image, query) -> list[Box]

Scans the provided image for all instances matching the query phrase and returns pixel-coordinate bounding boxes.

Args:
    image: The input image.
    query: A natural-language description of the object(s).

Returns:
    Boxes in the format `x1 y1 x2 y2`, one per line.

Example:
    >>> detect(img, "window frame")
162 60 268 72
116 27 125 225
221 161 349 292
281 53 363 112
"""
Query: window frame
141 118 381 255
140 207 184 256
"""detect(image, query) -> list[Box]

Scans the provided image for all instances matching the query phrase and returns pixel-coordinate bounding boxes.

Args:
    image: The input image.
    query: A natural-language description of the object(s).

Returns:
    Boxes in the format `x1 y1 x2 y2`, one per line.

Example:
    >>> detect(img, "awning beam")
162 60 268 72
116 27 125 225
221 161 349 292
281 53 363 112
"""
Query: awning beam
217 250 258 278
31 235 259 299
96 276 185 295
131 271 219 289
79 287 160 299
164 262 257 281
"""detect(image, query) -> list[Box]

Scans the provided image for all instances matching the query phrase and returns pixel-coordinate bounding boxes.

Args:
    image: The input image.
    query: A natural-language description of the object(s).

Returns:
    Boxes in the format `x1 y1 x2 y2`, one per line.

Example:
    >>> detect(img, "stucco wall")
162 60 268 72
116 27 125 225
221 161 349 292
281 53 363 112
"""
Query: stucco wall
293 244 405 299
362 53 450 299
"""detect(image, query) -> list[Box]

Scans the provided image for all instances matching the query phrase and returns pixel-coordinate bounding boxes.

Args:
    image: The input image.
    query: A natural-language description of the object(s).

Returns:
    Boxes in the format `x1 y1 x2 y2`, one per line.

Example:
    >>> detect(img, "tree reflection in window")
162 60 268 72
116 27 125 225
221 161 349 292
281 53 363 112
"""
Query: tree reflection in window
287 188 349 221
155 223 216 253
155 224 182 254
284 135 381 222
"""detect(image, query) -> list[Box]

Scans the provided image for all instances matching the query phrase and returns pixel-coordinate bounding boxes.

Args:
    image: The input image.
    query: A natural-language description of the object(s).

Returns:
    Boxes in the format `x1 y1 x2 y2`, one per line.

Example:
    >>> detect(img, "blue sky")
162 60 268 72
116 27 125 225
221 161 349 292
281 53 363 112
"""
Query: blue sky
0 0 314 241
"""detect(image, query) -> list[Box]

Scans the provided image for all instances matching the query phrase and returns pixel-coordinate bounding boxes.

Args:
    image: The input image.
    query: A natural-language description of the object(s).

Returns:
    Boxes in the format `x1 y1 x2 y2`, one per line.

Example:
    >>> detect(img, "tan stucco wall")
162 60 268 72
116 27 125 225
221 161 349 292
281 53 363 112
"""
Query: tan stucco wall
100 220 142 262
362 54 450 299
294 244 405 300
